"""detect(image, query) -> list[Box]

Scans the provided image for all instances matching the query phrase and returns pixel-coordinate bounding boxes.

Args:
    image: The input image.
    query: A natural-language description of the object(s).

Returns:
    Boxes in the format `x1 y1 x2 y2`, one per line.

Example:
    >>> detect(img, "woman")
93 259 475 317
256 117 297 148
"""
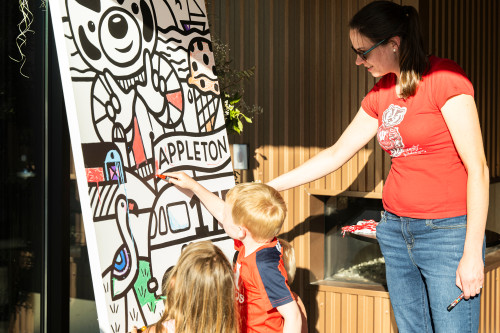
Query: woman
267 1 488 332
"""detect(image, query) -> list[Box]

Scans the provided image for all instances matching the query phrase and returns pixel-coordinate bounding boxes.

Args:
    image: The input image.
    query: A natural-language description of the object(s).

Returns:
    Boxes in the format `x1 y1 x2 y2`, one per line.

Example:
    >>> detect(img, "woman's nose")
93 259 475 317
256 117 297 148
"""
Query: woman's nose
355 55 365 66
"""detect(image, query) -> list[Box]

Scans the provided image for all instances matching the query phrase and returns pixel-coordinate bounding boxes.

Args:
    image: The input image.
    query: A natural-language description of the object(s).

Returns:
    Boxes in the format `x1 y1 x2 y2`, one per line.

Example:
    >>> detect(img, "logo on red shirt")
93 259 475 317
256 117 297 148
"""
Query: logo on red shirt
378 104 407 157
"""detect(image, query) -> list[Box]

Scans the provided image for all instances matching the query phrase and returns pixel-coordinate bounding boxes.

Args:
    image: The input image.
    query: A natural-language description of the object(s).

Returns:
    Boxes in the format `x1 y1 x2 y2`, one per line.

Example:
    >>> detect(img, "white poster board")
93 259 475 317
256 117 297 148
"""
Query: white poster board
48 0 235 331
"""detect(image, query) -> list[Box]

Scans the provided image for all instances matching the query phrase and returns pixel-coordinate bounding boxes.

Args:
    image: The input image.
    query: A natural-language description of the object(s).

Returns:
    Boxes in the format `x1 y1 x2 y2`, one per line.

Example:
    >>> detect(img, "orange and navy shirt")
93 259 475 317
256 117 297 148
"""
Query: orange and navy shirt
234 238 294 333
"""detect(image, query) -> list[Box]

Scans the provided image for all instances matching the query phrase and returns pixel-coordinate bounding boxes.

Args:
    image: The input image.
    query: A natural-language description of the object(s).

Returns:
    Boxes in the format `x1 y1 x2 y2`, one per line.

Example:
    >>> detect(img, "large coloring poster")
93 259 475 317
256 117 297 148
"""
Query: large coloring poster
48 0 235 331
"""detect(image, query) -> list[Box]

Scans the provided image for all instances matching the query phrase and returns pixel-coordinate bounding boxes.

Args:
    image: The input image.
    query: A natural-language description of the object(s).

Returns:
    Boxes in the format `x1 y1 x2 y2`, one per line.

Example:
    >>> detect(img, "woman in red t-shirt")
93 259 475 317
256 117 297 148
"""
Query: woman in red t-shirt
268 1 488 331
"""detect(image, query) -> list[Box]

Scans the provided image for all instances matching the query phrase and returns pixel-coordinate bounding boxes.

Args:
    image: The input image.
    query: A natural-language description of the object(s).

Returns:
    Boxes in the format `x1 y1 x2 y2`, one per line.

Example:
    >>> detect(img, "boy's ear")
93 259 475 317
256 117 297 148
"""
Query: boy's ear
237 226 248 240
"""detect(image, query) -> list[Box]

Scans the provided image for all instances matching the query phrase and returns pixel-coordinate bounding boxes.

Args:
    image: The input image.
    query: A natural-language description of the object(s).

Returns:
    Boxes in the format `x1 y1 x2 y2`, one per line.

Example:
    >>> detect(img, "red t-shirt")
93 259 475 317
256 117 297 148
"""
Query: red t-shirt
362 56 474 218
234 238 294 333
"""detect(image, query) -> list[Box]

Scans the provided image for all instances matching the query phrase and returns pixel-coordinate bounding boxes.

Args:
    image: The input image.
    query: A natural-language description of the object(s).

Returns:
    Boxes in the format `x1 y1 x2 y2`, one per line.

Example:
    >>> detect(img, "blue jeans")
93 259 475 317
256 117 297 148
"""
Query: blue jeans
376 211 484 333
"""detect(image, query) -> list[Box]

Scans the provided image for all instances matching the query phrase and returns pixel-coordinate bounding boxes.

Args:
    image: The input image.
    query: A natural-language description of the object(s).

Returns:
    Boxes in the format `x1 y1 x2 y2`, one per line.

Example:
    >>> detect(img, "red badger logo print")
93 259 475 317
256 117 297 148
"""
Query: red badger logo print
377 104 407 157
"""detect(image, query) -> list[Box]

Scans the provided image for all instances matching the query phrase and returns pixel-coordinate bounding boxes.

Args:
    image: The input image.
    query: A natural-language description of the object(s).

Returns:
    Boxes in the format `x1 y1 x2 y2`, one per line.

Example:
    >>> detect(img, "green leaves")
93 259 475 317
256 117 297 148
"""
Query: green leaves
224 93 252 134
212 37 262 135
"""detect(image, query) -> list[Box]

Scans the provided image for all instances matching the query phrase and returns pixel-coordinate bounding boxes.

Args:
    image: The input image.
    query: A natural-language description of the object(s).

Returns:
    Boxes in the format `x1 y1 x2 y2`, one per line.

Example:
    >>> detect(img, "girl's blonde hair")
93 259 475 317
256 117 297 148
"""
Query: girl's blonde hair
154 241 237 333
226 183 287 242
279 238 296 284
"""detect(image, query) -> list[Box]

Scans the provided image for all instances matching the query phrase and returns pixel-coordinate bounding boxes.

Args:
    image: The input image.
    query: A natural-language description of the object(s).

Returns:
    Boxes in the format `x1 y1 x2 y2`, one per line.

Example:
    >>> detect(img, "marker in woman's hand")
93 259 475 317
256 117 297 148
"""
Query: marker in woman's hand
447 292 464 311
447 285 482 312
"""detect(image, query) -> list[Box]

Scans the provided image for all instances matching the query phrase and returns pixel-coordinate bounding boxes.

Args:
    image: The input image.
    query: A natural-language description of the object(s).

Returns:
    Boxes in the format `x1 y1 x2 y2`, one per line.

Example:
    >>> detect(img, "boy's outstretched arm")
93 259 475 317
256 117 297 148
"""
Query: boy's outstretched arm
165 171 225 222
277 301 302 333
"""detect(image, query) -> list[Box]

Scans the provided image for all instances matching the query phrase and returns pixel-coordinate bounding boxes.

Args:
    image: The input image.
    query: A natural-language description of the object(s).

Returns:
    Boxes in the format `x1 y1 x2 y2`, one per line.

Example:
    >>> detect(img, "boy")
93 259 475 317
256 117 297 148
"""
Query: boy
165 171 302 333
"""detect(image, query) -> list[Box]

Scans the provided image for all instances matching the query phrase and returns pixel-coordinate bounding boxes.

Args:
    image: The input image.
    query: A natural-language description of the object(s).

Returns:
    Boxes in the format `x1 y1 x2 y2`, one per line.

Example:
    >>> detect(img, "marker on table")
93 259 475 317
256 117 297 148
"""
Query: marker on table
447 292 464 312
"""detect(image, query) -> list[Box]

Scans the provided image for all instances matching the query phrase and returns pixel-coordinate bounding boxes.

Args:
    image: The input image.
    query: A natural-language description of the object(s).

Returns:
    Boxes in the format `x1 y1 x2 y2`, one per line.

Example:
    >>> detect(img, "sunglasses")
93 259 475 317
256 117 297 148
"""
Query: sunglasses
351 38 387 61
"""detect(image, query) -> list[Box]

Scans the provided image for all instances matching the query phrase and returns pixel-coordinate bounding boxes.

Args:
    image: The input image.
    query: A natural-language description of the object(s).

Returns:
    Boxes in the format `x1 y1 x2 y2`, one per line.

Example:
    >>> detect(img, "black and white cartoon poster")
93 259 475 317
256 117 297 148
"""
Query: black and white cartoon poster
48 0 235 331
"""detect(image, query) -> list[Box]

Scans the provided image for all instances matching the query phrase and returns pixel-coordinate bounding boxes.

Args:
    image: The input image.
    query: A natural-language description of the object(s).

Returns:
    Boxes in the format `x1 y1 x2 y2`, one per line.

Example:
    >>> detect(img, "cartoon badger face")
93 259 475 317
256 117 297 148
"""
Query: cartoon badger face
66 0 157 77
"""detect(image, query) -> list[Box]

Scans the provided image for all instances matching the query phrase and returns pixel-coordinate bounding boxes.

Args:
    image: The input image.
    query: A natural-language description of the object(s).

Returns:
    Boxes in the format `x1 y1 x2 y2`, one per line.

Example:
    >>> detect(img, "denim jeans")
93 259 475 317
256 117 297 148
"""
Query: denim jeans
376 211 484 333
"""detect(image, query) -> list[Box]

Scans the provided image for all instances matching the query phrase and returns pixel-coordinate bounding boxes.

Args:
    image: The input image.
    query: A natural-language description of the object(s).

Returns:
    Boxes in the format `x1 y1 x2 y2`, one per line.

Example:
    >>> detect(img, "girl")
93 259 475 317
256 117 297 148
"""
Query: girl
134 241 237 333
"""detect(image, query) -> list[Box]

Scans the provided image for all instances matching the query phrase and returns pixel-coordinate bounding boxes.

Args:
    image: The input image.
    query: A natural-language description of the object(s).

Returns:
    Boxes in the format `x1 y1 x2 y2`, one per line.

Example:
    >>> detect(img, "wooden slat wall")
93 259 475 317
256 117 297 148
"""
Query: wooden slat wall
315 289 397 333
423 0 500 180
206 0 500 331
480 258 500 333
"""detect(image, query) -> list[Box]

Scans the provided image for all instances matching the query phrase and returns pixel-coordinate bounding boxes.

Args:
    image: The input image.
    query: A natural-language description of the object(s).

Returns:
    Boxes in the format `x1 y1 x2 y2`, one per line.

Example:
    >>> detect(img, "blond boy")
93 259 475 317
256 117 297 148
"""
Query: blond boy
166 172 301 333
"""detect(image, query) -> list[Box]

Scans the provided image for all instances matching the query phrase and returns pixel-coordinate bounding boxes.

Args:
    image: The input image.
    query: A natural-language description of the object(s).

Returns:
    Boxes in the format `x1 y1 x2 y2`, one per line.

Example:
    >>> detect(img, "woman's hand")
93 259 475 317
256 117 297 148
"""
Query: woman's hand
456 252 484 299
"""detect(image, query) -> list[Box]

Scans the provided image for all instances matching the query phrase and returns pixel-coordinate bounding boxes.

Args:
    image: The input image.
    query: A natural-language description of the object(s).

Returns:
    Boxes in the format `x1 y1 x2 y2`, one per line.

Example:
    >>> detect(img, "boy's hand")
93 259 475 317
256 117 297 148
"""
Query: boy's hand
164 171 198 191
165 171 226 223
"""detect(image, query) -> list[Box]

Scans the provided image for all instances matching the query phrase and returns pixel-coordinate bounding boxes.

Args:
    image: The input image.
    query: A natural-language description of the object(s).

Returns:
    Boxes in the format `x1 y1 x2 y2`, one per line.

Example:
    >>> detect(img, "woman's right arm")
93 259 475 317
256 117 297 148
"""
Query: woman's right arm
267 108 379 192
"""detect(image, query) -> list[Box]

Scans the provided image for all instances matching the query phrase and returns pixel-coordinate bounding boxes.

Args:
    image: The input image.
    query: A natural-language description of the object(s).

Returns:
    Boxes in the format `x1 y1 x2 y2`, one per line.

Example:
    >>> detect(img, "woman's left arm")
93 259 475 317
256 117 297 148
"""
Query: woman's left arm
441 94 489 300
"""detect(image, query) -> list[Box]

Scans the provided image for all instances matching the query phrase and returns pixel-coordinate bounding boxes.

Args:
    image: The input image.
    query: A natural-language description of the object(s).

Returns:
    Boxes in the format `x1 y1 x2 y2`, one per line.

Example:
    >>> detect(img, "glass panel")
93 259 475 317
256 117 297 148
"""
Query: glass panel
1 2 46 332
324 196 386 286
69 150 99 332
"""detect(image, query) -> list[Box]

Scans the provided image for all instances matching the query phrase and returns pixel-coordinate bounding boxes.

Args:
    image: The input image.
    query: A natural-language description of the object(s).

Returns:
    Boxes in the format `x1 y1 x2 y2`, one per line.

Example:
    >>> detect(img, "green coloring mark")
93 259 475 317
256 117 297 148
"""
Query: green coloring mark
133 260 160 313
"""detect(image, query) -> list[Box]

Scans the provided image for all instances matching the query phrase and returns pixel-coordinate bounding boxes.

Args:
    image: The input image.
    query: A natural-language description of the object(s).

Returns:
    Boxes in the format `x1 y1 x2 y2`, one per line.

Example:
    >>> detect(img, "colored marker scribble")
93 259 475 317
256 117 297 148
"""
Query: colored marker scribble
86 167 104 182
113 247 130 278
86 167 104 201
109 165 121 181
133 260 159 313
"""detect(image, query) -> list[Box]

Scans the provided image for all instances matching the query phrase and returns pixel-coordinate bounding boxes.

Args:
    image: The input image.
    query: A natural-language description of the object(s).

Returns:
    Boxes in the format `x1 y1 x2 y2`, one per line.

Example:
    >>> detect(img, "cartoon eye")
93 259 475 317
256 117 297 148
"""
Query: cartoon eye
88 21 95 32
132 3 139 14
109 14 128 39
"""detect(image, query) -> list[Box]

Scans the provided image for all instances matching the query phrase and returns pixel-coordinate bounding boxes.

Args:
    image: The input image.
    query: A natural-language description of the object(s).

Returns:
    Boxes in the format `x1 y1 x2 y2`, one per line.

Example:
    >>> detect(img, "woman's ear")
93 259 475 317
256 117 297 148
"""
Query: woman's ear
390 36 401 51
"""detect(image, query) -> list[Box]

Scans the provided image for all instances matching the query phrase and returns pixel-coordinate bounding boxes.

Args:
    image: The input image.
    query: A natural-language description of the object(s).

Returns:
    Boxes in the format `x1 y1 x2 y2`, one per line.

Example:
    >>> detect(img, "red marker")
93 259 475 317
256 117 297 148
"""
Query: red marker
156 174 169 181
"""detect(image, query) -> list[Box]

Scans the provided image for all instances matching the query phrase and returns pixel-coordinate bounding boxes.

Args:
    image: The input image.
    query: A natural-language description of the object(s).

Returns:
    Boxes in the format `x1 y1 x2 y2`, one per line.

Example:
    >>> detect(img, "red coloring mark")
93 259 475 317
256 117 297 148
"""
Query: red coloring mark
86 167 104 202
156 174 166 179
166 91 183 111
132 117 146 167
86 167 104 182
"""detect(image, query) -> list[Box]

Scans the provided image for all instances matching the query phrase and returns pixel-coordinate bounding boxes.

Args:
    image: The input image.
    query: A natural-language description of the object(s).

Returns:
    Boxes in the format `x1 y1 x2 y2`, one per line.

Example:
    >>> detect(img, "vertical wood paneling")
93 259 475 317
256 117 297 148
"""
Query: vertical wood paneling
480 264 500 332
313 289 397 333
427 0 500 181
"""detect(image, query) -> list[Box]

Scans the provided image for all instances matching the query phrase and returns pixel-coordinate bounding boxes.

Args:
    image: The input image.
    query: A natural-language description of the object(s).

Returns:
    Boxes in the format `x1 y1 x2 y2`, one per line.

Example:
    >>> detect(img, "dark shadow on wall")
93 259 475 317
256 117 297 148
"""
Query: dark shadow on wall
278 213 324 333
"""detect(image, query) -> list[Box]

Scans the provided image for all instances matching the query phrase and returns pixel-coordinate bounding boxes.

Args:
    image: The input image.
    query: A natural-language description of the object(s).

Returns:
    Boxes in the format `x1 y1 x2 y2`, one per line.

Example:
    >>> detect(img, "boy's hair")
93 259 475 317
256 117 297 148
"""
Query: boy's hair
155 241 237 333
226 183 287 241
279 238 296 284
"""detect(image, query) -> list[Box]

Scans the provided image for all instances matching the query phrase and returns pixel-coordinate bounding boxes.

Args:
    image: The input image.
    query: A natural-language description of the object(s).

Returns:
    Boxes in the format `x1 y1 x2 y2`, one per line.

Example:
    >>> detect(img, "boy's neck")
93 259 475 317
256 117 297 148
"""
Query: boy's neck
241 235 274 257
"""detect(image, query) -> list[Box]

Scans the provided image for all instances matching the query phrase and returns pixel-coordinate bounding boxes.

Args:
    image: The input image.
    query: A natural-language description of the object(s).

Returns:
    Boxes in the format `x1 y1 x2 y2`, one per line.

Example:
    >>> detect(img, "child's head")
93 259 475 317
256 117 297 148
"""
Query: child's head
156 241 236 333
279 238 296 284
226 183 287 242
